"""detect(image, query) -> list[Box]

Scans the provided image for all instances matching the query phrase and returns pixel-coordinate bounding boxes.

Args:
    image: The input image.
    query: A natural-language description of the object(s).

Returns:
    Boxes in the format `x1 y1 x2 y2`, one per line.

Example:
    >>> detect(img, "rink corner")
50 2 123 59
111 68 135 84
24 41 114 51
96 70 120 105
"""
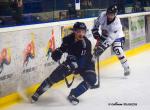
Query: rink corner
1 43 150 110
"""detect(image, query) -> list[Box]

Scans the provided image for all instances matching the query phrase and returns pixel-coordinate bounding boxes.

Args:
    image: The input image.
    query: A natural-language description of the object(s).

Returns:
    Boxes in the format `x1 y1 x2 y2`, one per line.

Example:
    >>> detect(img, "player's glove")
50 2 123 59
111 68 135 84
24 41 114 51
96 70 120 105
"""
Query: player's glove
93 36 112 57
93 45 105 57
91 28 101 40
51 48 63 62
66 55 78 70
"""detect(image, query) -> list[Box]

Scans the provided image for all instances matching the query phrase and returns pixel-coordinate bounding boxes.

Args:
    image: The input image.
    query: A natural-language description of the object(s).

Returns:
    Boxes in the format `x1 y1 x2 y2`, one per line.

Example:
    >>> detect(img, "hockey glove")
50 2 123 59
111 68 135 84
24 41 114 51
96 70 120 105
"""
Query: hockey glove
91 28 101 40
93 36 112 57
66 55 78 70
93 45 105 57
51 48 63 62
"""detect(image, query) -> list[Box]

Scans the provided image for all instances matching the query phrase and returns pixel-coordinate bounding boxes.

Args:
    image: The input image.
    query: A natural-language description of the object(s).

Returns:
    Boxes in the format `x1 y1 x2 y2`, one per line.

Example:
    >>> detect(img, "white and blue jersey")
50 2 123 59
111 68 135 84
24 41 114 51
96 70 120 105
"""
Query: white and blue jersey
93 11 125 42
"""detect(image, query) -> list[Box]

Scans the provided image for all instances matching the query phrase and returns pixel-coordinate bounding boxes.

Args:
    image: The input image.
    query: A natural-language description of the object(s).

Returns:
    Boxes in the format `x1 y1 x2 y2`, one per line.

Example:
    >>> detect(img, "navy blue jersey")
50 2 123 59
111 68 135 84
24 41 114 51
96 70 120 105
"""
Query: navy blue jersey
60 33 92 60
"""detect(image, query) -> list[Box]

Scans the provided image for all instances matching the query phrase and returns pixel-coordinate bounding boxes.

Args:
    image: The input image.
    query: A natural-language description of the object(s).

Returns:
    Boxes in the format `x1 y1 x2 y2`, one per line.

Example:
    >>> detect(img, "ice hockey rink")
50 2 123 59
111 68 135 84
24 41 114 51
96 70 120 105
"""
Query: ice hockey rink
6 49 150 110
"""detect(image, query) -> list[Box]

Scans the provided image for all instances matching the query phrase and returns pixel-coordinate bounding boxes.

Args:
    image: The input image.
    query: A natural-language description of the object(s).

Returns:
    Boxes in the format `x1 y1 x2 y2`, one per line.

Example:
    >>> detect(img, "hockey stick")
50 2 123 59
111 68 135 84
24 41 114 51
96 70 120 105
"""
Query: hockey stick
58 61 75 88
64 73 75 88
91 56 100 89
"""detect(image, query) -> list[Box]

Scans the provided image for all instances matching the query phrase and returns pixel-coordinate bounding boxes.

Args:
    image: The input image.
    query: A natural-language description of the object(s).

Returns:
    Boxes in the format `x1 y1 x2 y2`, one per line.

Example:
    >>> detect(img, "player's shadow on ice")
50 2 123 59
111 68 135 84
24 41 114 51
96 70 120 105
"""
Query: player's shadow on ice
101 76 128 80
34 91 70 107
34 97 66 107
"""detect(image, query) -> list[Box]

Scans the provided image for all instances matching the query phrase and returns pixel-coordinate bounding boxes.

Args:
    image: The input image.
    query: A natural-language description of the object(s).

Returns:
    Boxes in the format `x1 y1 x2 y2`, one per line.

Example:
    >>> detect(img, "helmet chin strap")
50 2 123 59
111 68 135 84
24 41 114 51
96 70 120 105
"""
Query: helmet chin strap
75 36 84 41
107 16 116 25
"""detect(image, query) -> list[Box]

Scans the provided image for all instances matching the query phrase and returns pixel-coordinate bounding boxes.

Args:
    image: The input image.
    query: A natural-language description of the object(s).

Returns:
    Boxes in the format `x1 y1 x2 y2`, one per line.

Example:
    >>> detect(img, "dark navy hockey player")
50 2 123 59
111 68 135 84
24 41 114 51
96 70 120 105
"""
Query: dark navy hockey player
31 22 96 105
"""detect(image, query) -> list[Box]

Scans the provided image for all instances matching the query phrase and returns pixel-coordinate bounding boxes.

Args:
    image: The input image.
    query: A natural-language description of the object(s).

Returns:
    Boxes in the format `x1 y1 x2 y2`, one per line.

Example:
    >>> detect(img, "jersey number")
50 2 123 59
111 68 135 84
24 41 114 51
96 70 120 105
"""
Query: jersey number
114 49 121 55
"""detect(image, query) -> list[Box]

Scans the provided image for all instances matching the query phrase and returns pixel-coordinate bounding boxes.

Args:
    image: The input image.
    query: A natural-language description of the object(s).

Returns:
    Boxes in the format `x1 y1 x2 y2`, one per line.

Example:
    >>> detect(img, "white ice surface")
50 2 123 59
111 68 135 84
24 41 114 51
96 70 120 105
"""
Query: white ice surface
8 50 150 110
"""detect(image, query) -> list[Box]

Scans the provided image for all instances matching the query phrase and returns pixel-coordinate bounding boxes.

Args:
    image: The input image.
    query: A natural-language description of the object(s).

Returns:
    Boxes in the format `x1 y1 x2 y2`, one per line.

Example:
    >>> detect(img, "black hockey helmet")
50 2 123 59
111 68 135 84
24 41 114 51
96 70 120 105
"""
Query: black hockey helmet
107 4 118 15
73 22 87 31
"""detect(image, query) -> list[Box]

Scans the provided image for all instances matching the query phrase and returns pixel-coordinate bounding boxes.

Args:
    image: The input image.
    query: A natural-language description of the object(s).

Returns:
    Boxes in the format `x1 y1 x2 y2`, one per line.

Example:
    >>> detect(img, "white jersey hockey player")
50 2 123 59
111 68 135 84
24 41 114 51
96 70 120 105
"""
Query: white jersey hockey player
92 4 130 76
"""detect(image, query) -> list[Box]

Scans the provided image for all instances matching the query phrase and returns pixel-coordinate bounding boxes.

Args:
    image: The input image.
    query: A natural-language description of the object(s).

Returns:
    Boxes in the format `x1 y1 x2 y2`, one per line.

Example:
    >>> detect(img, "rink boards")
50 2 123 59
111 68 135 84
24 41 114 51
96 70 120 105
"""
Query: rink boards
0 11 150 109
